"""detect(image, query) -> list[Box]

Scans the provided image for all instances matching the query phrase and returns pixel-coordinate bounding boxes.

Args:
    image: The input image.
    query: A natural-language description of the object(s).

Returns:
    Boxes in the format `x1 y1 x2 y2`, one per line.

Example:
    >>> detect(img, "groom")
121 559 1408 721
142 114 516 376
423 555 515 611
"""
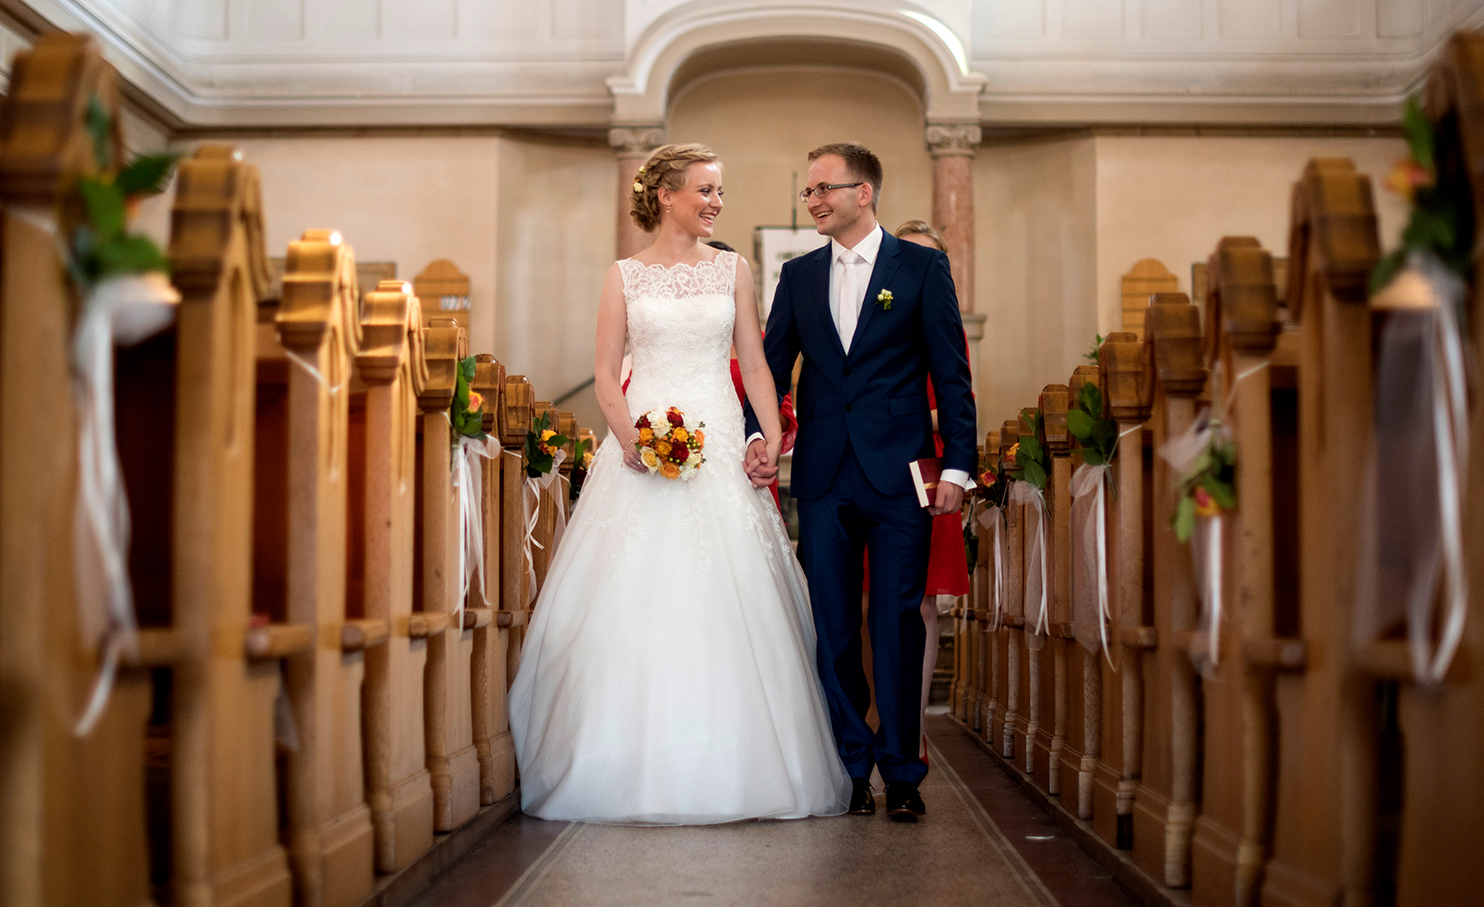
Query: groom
745 142 976 821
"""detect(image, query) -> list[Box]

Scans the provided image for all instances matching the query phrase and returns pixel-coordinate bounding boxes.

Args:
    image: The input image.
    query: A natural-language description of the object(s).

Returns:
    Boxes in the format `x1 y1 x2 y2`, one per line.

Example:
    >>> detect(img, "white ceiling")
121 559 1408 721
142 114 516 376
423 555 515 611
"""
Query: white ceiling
7 0 1481 129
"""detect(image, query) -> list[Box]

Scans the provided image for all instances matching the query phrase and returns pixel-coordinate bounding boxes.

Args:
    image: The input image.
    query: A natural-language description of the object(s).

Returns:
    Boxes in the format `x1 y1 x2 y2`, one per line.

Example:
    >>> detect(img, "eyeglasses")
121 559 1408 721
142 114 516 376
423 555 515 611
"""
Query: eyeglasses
799 182 864 202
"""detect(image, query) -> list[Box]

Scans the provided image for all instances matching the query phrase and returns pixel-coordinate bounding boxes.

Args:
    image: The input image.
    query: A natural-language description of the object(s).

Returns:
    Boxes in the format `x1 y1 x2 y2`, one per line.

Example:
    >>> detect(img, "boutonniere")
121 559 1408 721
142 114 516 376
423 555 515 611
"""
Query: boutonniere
875 289 894 310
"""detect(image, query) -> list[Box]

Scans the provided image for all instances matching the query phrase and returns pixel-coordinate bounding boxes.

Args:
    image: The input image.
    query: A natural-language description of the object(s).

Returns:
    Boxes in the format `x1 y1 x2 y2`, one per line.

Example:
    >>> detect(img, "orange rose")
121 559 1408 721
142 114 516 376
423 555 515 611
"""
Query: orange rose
467 391 484 413
694 429 704 447
1193 487 1221 518
655 440 673 457
637 427 654 444
1385 158 1433 202
672 426 689 443
660 461 682 479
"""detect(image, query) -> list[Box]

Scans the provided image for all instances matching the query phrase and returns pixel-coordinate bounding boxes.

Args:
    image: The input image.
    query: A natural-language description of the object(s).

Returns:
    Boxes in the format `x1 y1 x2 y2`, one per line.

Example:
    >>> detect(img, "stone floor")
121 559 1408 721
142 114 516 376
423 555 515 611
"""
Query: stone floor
406 712 1139 907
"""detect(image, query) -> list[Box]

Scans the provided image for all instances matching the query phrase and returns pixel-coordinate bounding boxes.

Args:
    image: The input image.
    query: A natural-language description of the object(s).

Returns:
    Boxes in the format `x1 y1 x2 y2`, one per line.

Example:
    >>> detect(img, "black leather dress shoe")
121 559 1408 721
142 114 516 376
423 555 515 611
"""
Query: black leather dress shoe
848 778 875 815
885 781 925 822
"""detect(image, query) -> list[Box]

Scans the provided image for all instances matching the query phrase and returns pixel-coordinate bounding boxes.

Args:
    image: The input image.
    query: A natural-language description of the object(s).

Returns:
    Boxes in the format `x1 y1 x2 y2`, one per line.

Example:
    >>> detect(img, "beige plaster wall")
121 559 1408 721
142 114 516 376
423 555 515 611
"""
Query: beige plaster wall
1093 134 1409 334
974 136 1098 423
493 137 614 435
166 133 613 435
667 66 936 283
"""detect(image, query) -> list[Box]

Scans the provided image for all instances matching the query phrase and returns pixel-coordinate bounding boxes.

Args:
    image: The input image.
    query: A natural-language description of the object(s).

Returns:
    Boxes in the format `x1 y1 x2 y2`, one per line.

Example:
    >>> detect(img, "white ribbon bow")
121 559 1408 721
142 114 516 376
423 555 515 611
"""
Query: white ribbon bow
521 449 567 606
978 505 1006 630
452 434 500 628
72 272 180 736
1009 482 1050 641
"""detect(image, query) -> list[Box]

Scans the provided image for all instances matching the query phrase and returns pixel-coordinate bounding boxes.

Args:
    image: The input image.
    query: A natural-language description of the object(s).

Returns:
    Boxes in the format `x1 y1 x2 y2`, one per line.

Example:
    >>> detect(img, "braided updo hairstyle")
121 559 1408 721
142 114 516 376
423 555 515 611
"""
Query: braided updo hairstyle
629 143 720 232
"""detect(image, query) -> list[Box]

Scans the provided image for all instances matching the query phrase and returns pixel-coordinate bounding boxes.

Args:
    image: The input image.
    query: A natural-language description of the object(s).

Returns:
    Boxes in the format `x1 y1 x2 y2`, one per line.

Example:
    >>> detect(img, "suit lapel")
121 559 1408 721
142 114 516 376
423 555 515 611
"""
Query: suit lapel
807 245 847 361
848 228 899 358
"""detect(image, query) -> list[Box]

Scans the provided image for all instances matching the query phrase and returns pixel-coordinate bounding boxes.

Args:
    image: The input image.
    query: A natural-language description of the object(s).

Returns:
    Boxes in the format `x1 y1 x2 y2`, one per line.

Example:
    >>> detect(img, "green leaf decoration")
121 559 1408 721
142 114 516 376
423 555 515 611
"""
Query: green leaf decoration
1173 496 1196 543
1403 95 1434 174
78 179 126 241
1019 434 1043 464
1080 450 1106 467
1022 458 1047 490
115 153 181 196
85 95 111 172
96 234 170 278
1066 408 1095 439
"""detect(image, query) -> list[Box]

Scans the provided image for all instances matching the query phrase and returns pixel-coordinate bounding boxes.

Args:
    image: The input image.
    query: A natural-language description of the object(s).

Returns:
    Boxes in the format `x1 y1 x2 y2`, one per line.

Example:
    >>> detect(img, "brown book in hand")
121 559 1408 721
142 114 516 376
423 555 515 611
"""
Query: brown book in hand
908 457 942 508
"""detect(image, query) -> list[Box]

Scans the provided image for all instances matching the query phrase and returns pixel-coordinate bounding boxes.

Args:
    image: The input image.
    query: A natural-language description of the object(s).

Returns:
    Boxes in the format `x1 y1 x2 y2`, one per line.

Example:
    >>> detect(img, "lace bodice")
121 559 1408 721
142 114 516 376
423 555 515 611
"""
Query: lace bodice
617 251 743 462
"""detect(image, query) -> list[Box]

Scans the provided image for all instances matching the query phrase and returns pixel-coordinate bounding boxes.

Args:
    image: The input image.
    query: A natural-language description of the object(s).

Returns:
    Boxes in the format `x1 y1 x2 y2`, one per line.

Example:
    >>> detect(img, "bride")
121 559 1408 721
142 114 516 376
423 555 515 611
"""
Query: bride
508 143 851 824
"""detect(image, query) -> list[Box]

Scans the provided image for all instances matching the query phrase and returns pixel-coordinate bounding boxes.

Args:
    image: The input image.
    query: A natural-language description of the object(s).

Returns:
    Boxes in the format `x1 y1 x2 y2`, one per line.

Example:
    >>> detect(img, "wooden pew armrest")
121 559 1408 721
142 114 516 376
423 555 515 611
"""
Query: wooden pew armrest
1049 622 1075 639
245 623 313 660
124 628 187 667
963 608 976 622
1002 615 1025 629
1244 638 1307 672
496 609 530 628
463 608 493 630
407 612 450 638
1120 626 1158 650
341 619 390 652
1355 640 1471 683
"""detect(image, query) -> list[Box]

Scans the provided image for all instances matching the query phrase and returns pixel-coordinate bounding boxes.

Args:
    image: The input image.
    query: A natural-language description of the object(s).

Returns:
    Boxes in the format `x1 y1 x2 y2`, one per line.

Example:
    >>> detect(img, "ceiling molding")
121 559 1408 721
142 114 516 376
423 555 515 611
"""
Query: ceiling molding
3 0 1477 131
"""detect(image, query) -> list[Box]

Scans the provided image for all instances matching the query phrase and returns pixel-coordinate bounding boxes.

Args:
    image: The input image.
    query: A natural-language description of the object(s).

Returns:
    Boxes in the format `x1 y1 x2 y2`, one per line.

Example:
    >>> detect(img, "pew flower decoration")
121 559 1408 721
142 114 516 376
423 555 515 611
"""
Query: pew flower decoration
450 355 489 443
1083 333 1106 365
65 97 184 736
1066 381 1118 467
633 407 706 480
1169 419 1236 544
1008 410 1052 639
1371 96 1473 300
569 438 592 502
525 411 569 479
1067 381 1122 659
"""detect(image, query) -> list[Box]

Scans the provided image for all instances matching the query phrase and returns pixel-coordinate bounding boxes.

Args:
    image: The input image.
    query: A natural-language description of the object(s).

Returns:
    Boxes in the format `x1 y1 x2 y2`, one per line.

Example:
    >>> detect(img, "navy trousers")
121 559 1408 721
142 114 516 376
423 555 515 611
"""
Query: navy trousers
796 441 932 785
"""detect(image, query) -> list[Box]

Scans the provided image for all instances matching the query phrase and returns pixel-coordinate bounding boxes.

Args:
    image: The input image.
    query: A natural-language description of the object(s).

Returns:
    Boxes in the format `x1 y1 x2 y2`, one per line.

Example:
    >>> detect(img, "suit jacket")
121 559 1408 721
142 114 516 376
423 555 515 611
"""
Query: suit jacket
745 227 976 500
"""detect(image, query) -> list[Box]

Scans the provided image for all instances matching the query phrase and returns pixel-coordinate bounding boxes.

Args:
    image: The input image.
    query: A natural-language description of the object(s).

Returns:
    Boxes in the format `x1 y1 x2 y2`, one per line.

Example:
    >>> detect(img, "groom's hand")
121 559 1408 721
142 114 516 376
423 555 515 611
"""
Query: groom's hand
929 481 964 516
745 438 777 489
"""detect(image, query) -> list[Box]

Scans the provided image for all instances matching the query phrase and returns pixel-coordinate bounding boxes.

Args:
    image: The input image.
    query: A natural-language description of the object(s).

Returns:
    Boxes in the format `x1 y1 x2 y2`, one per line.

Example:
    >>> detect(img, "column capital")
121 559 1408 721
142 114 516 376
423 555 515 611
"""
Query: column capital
608 125 666 157
924 122 982 158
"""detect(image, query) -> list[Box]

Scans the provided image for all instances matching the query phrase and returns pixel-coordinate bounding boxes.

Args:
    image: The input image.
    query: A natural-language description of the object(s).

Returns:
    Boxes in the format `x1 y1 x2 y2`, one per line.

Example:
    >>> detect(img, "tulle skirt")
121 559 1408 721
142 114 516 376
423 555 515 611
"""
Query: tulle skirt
509 436 851 824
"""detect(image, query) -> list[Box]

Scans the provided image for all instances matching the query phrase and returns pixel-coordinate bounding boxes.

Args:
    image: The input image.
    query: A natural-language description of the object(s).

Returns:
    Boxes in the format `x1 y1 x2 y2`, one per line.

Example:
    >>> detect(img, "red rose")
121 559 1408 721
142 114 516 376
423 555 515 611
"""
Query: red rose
667 410 684 427
636 415 650 428
672 444 689 463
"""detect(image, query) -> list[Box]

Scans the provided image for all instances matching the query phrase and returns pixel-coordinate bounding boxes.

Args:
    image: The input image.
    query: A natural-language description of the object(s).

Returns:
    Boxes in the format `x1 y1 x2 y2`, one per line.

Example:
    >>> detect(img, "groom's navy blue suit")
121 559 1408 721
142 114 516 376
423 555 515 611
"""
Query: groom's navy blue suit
746 227 975 784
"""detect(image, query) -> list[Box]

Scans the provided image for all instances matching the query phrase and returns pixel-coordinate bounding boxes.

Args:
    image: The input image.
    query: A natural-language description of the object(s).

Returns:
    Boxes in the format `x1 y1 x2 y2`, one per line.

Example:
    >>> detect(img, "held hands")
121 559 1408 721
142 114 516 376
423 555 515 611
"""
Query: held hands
929 480 964 516
744 437 780 489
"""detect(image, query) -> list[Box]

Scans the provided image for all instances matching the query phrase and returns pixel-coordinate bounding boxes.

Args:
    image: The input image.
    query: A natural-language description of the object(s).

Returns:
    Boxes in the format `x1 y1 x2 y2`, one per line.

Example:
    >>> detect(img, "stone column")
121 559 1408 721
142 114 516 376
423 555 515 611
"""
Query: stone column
926 122 985 422
925 122 981 312
609 125 665 260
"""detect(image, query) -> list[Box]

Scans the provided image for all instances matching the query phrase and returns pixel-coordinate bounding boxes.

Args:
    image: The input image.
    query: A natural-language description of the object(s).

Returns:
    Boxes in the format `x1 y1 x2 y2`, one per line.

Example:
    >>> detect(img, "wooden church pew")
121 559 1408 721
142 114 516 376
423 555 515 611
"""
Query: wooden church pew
414 315 482 834
1092 331 1152 849
1132 295 1207 887
354 280 433 873
1034 384 1072 798
1187 236 1293 907
1061 362 1102 820
266 226 377 907
0 33 164 907
499 374 534 683
993 416 1027 759
1385 33 1484 906
976 427 1003 746
1263 157 1381 907
472 354 517 806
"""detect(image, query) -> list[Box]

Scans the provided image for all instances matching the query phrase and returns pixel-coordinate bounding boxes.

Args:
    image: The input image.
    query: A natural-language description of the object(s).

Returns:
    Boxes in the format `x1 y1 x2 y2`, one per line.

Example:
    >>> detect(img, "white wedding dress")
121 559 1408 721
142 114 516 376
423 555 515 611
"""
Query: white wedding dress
509 251 850 824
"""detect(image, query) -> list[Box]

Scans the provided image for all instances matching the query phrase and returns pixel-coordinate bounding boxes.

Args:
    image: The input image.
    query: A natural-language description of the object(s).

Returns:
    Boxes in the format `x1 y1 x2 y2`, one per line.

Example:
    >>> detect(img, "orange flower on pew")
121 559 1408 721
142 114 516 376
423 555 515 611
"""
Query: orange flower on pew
466 391 484 414
1192 487 1222 519
537 428 559 456
1385 158 1433 203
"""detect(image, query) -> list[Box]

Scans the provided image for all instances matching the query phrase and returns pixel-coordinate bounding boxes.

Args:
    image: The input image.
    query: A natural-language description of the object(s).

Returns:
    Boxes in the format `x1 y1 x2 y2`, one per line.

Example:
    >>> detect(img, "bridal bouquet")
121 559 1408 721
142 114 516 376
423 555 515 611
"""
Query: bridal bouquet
634 407 705 480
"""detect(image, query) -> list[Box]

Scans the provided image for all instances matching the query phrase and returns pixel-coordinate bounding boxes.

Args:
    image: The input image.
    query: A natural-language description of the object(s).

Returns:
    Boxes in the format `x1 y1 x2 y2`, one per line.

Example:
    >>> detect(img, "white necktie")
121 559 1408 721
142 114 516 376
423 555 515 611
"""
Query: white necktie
837 250 862 353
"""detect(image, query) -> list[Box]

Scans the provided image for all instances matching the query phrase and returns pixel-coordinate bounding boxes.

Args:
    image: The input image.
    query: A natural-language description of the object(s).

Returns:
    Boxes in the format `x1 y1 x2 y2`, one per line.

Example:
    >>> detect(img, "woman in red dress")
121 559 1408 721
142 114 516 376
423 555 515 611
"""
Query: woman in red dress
895 220 970 759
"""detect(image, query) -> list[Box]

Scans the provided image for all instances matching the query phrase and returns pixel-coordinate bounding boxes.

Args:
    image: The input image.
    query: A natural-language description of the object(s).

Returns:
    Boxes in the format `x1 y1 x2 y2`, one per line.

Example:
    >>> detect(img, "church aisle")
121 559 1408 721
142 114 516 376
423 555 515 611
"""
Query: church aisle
406 715 1137 906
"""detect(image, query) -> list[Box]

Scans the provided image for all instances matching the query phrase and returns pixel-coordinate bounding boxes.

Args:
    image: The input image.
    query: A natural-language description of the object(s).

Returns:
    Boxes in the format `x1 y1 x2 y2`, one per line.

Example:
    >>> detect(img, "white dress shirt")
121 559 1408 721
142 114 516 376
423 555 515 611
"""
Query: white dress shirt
750 224 971 492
